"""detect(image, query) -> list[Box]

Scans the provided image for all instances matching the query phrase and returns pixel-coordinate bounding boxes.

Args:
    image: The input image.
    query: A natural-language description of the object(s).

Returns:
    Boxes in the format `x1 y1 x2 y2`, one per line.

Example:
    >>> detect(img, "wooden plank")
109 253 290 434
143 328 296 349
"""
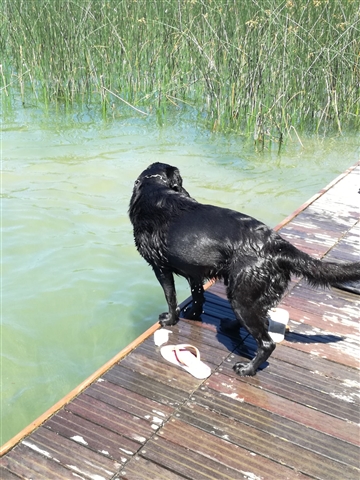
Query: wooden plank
45 408 138 463
0 467 22 480
255 357 360 407
237 320 359 372
177 403 359 480
191 388 359 469
283 283 360 322
230 329 360 382
220 359 359 423
281 226 340 250
326 222 360 263
118 455 188 480
119 347 204 391
281 303 359 338
204 373 359 445
22 426 120 479
65 395 157 445
140 434 250 480
85 379 174 423
309 203 359 223
282 328 359 369
268 342 360 382
285 208 355 235
147 420 312 479
0 443 77 479
278 231 332 258
103 364 189 406
287 307 357 339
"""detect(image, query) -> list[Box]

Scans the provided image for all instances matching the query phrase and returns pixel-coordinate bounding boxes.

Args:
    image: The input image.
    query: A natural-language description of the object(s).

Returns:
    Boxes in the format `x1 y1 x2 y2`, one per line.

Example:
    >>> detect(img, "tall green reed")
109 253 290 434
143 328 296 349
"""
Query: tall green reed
1 0 359 138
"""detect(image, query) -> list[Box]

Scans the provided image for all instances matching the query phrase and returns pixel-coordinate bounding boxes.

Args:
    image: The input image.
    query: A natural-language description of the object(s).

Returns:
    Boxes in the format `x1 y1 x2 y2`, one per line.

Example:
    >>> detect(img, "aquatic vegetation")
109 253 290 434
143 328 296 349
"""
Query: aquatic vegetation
1 0 359 137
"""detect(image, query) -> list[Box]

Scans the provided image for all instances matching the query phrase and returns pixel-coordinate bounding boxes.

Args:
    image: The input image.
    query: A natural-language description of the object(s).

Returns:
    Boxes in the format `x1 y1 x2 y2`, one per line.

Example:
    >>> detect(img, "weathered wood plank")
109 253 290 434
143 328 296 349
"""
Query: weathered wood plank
85 379 173 423
281 303 359 338
103 364 189 406
0 467 23 480
283 283 360 325
284 208 355 235
119 348 203 391
118 455 188 480
23 427 121 479
0 443 77 479
140 434 250 480
45 407 138 463
65 395 157 446
282 328 359 369
191 387 359 469
177 402 359 480
204 373 359 445
149 419 312 479
220 359 359 423
278 232 332 258
231 328 360 382
268 342 360 382
254 357 360 407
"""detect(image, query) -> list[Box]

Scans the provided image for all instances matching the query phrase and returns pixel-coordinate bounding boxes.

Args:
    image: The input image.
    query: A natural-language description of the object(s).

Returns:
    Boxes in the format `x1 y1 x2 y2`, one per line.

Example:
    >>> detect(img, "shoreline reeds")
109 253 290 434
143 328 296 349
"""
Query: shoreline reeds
1 0 359 138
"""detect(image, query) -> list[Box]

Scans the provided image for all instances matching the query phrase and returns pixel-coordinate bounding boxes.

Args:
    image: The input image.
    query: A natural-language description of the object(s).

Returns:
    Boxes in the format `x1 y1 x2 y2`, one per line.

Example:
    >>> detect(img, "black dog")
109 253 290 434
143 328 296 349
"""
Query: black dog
129 162 360 376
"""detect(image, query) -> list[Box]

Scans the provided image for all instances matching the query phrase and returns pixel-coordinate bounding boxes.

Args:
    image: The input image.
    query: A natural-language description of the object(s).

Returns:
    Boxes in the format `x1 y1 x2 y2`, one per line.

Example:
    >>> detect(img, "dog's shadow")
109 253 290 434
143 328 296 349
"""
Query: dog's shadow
181 291 344 367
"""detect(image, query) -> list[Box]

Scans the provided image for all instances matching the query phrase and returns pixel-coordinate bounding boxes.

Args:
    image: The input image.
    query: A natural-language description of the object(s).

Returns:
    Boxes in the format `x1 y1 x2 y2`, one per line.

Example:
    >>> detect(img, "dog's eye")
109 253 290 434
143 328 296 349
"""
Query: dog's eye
134 179 140 187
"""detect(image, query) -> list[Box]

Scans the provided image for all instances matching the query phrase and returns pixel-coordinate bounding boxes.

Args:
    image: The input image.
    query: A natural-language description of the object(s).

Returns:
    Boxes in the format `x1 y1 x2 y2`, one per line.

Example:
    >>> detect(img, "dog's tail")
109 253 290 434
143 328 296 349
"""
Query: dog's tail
277 238 360 288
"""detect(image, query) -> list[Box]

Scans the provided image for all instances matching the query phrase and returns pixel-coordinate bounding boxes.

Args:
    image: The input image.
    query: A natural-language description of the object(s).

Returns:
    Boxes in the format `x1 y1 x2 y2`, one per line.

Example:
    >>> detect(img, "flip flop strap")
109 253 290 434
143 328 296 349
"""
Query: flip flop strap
174 344 200 366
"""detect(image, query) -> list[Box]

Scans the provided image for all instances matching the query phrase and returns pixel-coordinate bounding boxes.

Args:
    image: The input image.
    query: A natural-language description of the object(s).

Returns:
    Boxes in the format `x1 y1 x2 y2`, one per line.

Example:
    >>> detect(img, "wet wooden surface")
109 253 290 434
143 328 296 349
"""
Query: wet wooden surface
1 164 359 479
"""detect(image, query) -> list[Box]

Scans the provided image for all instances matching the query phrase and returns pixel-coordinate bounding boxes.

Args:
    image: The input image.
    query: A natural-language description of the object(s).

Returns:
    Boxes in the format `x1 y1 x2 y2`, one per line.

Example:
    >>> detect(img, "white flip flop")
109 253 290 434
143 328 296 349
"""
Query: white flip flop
268 308 289 343
160 344 211 379
153 328 172 346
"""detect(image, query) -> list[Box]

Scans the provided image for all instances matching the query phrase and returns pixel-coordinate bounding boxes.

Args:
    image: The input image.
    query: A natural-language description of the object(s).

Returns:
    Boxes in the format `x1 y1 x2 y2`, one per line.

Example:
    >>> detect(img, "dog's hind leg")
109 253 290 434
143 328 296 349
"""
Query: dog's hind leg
183 278 205 320
229 295 276 376
227 258 290 375
153 267 180 326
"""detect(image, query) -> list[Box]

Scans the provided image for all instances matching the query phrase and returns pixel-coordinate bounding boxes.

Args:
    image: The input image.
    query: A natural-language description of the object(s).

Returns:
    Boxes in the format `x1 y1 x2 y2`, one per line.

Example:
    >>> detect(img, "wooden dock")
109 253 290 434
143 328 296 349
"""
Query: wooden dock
1 163 359 480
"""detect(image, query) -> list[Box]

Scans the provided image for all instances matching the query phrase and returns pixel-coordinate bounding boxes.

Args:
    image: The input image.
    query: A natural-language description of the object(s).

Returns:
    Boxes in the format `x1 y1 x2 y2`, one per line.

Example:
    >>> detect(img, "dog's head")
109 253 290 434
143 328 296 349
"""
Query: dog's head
135 162 185 191
130 163 190 203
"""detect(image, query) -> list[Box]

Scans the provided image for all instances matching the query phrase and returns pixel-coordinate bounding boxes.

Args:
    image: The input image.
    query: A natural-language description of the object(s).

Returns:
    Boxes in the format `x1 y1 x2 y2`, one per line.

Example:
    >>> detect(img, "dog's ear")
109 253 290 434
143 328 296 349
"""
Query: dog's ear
165 165 183 190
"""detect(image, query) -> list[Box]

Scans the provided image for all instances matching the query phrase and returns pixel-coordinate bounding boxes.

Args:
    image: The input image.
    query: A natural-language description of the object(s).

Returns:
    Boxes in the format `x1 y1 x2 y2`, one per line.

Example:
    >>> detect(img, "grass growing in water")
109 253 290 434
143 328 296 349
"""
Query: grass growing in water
1 0 359 139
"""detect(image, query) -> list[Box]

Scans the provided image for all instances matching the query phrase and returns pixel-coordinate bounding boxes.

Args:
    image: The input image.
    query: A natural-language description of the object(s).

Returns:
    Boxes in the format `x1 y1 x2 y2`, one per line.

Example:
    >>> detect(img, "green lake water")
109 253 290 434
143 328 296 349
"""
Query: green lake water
1 102 359 445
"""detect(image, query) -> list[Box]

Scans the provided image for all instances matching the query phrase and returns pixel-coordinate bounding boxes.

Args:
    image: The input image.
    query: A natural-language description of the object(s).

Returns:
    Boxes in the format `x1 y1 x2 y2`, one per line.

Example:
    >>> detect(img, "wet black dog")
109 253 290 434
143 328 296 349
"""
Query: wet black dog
129 162 360 376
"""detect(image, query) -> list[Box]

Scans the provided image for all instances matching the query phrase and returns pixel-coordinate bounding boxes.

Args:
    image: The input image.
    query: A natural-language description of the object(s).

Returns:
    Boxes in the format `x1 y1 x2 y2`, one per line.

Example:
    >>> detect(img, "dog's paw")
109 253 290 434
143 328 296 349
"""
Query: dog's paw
158 312 179 326
233 362 256 377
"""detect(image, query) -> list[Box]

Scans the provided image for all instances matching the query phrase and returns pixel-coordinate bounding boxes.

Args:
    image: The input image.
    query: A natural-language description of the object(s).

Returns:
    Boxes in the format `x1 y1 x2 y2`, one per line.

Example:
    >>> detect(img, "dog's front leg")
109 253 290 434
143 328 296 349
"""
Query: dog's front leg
153 267 180 326
183 279 204 321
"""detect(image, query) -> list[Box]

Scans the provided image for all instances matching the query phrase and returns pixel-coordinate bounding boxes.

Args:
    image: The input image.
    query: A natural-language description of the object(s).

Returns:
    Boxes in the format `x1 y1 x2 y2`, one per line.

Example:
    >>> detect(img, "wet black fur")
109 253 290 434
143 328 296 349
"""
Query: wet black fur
129 162 360 376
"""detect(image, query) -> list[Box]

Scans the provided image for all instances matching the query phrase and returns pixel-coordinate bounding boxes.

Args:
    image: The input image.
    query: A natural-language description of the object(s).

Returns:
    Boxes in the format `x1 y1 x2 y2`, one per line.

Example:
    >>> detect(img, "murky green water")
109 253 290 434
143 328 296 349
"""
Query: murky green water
1 102 359 444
